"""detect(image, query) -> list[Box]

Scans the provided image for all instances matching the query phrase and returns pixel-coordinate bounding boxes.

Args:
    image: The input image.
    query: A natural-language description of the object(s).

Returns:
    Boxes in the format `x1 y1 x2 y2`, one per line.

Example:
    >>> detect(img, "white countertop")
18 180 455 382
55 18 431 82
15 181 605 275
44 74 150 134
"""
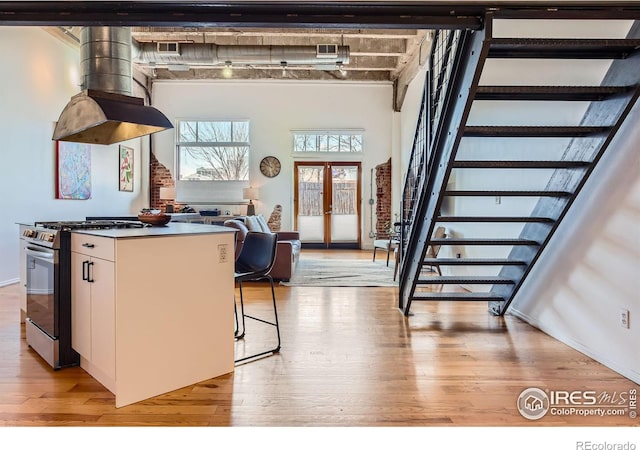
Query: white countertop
71 222 235 239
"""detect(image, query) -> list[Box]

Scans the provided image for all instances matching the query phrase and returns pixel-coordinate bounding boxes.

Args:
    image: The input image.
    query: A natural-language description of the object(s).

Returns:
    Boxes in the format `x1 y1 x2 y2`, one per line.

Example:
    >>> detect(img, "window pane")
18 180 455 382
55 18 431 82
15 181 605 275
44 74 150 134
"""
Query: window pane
294 135 306 152
305 135 318 152
198 121 231 142
351 135 363 152
318 135 328 152
296 134 316 152
178 145 248 181
179 121 197 142
339 135 351 152
327 135 340 152
233 121 250 143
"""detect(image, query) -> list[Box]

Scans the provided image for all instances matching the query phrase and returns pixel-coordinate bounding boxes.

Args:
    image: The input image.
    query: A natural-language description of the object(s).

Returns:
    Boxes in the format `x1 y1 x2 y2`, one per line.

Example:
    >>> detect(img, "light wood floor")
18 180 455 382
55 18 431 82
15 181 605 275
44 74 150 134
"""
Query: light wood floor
0 249 636 427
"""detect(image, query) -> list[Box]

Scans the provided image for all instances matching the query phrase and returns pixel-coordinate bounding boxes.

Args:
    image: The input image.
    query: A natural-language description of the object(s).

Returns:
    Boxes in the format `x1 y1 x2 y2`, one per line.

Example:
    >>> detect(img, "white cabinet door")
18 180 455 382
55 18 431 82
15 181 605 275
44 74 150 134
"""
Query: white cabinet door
71 251 116 380
89 257 115 380
71 251 91 358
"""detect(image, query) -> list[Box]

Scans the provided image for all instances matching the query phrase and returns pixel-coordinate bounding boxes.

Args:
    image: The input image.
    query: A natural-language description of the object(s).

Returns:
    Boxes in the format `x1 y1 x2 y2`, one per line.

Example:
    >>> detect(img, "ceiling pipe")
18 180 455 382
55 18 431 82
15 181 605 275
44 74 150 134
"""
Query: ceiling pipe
53 27 173 145
132 41 350 67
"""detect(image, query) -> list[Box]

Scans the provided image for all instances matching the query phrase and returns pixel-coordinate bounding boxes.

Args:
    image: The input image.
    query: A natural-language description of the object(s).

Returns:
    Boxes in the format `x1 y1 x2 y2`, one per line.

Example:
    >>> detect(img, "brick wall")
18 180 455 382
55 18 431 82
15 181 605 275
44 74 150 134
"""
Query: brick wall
375 158 392 237
150 153 184 212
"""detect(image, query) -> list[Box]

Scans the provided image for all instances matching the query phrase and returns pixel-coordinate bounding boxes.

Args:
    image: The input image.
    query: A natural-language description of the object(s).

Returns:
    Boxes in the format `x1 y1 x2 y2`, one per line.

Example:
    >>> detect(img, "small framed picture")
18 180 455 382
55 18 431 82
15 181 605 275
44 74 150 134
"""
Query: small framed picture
119 145 134 192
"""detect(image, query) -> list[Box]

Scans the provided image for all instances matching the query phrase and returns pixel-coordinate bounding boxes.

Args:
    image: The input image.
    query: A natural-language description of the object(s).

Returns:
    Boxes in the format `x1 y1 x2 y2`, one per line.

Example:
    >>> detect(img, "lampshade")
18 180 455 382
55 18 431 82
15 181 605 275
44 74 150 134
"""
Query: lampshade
242 187 259 200
159 187 176 200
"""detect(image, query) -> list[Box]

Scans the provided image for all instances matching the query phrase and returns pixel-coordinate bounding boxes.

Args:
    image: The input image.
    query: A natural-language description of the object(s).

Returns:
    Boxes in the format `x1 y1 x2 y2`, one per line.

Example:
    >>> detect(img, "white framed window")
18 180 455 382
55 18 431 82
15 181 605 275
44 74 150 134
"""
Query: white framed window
292 130 363 153
177 120 250 181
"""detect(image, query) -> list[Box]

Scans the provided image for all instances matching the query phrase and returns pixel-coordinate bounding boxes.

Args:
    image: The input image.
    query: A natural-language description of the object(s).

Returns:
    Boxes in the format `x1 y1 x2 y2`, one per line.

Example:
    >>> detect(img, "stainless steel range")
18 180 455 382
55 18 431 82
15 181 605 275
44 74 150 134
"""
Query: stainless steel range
22 220 145 369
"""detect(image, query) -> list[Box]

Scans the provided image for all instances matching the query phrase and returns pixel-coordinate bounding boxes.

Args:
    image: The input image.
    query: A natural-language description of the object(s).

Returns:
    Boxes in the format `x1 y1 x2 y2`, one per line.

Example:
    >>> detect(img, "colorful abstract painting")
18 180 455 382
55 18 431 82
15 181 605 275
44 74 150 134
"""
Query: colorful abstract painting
56 141 91 200
119 145 134 192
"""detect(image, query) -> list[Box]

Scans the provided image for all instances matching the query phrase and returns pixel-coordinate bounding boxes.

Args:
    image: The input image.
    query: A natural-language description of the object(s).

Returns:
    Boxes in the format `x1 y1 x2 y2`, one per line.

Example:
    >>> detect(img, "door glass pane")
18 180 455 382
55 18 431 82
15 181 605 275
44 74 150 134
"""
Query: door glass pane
331 165 358 241
297 166 324 242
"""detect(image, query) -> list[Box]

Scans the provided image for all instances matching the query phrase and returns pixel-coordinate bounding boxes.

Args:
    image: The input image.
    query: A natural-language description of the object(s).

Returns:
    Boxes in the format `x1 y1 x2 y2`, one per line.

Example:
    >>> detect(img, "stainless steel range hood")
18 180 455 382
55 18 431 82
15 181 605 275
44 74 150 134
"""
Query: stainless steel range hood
53 27 172 145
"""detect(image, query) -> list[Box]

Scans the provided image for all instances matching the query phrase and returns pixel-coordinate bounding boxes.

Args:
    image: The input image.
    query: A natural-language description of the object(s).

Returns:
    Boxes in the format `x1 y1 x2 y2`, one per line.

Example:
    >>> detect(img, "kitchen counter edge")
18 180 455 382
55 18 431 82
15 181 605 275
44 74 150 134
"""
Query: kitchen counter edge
71 222 235 239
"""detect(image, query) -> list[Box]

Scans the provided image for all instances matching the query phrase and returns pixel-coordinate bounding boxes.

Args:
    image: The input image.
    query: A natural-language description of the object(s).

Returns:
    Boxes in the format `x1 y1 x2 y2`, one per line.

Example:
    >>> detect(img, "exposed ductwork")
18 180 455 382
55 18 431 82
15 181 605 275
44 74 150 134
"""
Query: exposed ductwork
132 41 350 68
53 27 173 145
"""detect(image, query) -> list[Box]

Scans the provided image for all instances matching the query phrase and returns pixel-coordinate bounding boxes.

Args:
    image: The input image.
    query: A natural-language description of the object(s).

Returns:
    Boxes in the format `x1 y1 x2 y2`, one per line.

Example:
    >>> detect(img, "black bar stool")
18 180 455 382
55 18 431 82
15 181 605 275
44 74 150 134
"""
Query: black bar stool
233 231 281 364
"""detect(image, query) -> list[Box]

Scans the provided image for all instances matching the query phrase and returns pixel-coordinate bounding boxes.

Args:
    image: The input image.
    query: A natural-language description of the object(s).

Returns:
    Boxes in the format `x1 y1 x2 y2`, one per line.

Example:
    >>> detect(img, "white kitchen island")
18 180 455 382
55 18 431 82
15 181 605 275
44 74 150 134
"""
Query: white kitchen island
70 223 235 408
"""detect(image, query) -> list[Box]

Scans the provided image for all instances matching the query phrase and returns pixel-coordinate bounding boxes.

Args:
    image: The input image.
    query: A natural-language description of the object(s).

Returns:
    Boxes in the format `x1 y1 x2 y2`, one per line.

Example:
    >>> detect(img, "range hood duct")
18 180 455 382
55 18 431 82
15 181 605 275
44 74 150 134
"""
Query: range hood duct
132 42 350 66
53 27 173 145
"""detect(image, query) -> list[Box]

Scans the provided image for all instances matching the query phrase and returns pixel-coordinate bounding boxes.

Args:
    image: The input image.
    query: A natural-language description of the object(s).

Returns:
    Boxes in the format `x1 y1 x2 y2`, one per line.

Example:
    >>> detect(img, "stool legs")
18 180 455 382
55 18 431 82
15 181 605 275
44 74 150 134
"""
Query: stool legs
234 276 281 364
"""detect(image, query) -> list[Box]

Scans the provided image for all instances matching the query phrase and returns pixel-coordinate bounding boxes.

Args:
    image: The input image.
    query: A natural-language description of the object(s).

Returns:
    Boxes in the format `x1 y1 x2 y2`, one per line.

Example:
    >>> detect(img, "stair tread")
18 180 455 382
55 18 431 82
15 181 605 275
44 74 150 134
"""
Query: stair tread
411 292 505 301
452 160 591 168
475 85 632 101
464 125 610 137
488 38 640 59
417 276 515 284
444 190 572 197
437 216 555 222
430 238 539 245
422 258 527 265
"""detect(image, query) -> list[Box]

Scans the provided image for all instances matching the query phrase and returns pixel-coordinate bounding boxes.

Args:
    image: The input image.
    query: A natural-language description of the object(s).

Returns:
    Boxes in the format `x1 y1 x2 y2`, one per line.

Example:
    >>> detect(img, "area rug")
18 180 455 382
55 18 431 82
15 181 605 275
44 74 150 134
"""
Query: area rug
280 257 399 287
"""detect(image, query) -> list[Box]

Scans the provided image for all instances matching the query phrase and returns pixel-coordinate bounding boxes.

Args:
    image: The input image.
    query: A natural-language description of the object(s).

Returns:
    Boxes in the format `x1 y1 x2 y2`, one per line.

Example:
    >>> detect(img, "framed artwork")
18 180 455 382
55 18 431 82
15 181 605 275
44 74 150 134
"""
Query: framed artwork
119 145 134 192
56 141 91 200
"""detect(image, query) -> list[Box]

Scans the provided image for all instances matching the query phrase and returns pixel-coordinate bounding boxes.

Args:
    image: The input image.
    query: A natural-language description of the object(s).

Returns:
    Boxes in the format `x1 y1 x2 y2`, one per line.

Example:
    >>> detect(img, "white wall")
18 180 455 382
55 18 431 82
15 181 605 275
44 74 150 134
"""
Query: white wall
151 80 393 248
510 101 640 384
433 18 639 382
0 28 149 286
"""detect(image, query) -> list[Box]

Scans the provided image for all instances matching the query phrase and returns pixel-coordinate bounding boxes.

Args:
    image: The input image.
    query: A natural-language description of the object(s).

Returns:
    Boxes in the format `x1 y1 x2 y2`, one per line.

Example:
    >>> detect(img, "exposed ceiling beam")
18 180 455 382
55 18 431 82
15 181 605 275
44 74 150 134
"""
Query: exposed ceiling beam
0 1 484 29
392 33 432 112
3 1 640 29
131 27 424 40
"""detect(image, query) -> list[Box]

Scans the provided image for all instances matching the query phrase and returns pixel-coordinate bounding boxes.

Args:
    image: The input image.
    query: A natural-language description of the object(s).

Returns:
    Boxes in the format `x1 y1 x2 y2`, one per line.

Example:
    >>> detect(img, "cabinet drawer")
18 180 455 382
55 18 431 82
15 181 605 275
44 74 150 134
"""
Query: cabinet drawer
71 234 115 261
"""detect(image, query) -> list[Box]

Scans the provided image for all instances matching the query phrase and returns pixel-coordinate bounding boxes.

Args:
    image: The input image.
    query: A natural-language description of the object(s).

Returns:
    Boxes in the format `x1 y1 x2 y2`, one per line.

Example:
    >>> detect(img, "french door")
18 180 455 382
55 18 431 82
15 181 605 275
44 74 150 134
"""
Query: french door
294 161 361 249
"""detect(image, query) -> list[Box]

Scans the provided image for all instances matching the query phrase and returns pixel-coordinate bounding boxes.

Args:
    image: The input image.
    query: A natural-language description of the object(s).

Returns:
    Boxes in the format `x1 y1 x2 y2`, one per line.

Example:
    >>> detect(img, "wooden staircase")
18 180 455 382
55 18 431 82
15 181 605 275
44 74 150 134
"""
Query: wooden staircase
398 16 640 316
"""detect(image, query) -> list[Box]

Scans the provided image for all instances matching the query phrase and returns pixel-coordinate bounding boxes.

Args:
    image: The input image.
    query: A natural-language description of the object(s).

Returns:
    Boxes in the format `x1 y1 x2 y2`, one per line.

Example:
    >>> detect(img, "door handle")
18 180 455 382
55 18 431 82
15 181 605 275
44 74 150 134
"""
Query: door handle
87 261 94 283
82 260 89 281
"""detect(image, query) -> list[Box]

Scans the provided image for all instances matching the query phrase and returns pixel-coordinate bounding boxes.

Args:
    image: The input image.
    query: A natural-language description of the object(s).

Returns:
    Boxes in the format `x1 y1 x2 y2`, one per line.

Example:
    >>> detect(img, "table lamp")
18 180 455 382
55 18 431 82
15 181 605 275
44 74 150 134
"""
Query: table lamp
242 187 259 216
159 186 176 213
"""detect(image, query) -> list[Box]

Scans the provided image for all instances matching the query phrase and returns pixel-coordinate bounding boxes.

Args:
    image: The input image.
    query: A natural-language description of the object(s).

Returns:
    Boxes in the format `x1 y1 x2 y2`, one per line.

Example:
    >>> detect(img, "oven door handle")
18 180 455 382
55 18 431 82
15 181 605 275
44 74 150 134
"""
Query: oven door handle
26 247 54 260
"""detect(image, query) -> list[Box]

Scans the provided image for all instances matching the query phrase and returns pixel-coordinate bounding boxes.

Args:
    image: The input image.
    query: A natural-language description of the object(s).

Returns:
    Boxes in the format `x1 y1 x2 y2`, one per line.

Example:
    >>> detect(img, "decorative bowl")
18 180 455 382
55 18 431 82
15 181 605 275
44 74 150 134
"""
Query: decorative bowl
138 213 172 226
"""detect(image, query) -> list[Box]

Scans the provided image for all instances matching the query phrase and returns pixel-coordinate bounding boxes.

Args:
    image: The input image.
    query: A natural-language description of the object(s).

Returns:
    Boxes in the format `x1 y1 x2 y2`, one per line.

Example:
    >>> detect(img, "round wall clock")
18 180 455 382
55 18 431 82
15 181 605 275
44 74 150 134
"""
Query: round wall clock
260 156 281 178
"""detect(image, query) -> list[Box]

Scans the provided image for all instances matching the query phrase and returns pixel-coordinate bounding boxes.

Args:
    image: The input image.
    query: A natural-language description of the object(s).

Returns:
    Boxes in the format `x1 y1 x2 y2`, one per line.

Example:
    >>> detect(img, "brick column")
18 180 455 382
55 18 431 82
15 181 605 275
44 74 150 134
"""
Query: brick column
375 158 392 237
